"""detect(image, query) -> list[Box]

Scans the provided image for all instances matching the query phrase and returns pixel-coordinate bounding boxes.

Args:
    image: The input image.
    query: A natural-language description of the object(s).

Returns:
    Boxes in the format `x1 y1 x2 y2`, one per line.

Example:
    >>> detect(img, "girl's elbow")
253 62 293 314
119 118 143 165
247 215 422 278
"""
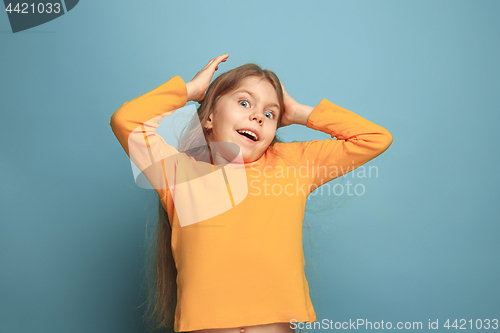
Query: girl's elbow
384 130 393 147
378 130 393 151
109 102 130 129
368 130 393 153
110 112 122 130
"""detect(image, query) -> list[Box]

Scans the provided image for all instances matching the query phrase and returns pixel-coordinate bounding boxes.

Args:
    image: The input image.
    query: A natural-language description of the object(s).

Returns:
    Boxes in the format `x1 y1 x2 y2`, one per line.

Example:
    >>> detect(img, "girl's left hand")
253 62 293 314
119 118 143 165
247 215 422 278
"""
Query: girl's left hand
278 82 301 128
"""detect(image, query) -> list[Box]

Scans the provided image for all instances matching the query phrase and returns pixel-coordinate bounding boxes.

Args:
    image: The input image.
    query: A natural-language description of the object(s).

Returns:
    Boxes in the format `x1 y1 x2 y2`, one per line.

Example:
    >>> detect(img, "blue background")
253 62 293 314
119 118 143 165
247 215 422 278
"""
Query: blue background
1 1 499 332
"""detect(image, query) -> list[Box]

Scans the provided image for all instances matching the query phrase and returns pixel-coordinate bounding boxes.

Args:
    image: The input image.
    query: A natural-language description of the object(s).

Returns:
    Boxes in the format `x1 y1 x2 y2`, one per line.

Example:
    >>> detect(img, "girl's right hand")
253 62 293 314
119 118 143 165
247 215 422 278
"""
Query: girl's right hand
186 54 229 102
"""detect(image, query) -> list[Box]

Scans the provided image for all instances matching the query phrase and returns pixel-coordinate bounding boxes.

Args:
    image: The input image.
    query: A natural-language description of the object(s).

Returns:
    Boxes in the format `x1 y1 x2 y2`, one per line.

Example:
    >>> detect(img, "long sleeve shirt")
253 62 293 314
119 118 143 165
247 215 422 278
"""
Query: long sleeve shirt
110 75 393 332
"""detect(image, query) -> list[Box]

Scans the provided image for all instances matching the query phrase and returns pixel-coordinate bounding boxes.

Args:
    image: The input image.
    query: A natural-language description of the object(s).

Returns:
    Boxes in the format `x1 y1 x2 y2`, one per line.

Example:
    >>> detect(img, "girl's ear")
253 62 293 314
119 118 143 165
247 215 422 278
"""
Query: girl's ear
205 112 214 130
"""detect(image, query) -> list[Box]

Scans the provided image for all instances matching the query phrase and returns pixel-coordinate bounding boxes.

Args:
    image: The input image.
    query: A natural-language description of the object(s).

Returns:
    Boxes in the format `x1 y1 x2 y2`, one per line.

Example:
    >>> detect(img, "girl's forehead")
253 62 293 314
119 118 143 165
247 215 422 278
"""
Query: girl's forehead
231 77 278 99
238 76 271 88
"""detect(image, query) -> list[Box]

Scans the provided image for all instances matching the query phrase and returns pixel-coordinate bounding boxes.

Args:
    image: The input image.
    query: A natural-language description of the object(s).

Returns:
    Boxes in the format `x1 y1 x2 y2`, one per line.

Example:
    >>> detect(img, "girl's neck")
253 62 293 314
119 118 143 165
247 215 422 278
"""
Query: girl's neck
210 149 265 167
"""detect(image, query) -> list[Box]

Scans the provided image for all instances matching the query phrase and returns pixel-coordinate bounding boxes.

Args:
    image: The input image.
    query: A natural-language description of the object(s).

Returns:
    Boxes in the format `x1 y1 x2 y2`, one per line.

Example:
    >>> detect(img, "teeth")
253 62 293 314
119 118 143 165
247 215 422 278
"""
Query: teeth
237 130 258 141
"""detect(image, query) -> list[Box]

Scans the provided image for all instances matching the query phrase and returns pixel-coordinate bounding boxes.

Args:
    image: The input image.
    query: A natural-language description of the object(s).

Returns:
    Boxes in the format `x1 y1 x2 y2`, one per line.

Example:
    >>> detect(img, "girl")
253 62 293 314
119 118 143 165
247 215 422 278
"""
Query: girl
110 54 393 333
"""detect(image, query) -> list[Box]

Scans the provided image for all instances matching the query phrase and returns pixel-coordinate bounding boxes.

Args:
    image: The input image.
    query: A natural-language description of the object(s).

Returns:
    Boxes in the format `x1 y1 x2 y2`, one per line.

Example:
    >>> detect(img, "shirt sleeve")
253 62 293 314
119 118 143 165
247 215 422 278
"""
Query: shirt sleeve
274 98 393 193
109 75 188 201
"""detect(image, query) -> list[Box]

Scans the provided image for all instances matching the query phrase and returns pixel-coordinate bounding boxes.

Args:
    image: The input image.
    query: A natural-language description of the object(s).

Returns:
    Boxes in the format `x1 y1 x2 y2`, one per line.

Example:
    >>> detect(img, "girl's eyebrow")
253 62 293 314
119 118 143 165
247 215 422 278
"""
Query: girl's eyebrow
234 89 280 110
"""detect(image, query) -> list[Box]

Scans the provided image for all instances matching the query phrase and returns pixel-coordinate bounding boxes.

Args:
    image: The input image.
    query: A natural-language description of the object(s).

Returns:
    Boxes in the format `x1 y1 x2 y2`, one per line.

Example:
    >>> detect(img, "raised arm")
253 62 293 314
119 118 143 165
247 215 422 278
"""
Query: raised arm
276 84 393 192
110 75 188 201
303 99 393 191
109 54 230 202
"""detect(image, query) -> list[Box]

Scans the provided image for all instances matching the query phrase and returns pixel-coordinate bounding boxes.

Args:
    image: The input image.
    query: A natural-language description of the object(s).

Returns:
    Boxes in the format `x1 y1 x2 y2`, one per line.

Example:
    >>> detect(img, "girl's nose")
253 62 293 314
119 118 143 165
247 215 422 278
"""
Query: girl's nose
250 111 264 123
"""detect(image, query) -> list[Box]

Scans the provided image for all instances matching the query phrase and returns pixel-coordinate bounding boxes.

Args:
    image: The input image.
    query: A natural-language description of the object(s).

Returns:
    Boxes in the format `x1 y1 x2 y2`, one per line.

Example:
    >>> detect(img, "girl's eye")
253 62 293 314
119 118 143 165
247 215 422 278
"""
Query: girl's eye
264 111 275 119
239 99 275 120
239 100 250 108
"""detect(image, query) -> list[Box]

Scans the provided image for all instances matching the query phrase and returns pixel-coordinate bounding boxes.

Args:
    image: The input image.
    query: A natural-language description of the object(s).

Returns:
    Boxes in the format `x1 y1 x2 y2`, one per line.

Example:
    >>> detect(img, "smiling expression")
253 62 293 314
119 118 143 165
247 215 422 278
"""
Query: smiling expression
205 76 280 163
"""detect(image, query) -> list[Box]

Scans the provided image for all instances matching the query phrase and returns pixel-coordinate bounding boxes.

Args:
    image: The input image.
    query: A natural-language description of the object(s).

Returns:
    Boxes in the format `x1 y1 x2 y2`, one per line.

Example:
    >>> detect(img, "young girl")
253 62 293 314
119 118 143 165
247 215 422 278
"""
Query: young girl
110 54 393 333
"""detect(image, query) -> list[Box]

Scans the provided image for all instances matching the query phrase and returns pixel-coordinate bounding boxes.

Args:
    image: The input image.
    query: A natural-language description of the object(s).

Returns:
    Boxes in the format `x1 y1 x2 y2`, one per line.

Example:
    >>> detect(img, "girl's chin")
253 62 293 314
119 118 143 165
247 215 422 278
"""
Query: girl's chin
241 151 264 163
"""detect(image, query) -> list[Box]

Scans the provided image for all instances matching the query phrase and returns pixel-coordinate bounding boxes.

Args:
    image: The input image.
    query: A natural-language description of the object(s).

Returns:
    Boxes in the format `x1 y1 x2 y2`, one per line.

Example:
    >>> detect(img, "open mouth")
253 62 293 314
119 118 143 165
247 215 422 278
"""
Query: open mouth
236 129 259 142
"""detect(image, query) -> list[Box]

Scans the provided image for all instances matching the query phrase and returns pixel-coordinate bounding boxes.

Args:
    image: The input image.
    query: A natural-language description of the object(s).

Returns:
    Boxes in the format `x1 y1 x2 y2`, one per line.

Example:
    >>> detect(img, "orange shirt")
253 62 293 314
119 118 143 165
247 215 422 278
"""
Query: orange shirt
110 75 393 332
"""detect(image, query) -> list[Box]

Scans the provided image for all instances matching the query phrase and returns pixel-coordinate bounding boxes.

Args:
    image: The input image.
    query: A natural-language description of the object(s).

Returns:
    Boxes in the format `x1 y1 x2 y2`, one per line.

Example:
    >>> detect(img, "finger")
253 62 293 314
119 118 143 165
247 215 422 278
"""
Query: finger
211 54 229 68
205 56 220 68
200 54 228 75
218 53 229 60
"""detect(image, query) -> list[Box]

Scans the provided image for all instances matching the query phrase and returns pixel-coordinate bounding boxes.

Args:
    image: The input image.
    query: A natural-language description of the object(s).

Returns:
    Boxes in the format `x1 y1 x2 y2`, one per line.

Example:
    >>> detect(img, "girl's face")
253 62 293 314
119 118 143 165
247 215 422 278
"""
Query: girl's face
206 76 280 163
